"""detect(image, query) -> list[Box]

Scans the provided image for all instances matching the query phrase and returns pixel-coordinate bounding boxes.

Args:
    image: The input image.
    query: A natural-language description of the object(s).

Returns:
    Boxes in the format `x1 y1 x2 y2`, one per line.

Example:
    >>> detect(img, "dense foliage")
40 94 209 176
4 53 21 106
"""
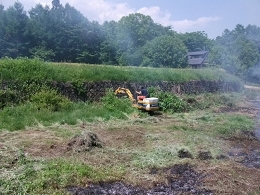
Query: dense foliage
30 89 72 111
0 1 184 68
141 35 188 68
0 1 259 80
208 24 260 78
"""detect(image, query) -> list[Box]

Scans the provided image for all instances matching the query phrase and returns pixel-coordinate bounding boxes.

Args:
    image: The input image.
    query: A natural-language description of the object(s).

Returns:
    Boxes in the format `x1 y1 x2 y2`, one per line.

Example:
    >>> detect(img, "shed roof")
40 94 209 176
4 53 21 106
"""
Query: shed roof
187 50 209 65
187 51 208 56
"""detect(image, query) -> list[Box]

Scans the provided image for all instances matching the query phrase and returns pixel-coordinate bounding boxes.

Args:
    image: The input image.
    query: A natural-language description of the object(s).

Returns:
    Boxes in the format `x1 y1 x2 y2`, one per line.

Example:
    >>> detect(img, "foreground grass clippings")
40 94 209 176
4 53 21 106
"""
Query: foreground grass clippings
1 90 260 194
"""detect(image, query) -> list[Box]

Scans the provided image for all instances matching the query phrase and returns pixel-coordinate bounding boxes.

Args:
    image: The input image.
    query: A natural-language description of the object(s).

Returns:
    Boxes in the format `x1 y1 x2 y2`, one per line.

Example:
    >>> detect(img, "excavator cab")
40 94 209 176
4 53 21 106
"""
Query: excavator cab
115 87 159 112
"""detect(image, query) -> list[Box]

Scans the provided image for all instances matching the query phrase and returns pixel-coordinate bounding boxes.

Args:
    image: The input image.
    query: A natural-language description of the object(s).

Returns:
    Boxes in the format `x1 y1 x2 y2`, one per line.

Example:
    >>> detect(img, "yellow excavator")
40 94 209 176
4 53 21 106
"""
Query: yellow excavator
114 87 159 112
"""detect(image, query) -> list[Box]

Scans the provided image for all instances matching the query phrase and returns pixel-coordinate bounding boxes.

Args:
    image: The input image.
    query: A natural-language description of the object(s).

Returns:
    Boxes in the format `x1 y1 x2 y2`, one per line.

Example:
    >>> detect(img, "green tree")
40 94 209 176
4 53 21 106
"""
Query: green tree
0 2 29 58
52 0 61 9
178 31 213 52
27 4 53 60
55 3 95 62
237 37 259 71
99 21 118 65
76 21 103 64
209 24 259 77
208 45 241 74
28 2 101 63
0 4 6 57
116 13 156 52
29 46 55 61
115 13 173 66
141 35 188 68
245 25 260 53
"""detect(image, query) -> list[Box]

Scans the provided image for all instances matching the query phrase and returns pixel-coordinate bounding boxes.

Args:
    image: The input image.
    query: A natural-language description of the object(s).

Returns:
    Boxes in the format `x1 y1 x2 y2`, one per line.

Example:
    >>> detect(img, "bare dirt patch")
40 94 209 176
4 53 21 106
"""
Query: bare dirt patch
228 131 260 169
99 125 147 148
203 130 260 194
199 162 260 194
0 129 66 159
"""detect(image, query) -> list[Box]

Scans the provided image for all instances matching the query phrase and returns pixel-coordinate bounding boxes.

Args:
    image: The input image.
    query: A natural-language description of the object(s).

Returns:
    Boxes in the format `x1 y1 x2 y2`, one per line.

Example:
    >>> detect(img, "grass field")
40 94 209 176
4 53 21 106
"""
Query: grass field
1 58 259 194
1 91 260 194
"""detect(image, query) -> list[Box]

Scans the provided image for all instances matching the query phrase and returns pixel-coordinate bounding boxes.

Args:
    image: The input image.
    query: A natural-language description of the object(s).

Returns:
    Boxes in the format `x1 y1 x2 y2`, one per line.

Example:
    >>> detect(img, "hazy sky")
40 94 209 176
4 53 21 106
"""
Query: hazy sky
1 0 260 39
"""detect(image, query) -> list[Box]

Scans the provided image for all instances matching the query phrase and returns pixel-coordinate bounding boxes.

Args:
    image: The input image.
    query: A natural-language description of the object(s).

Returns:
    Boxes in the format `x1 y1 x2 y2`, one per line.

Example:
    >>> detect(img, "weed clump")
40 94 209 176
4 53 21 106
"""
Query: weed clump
30 89 72 111
0 88 19 109
148 87 187 113
101 89 135 114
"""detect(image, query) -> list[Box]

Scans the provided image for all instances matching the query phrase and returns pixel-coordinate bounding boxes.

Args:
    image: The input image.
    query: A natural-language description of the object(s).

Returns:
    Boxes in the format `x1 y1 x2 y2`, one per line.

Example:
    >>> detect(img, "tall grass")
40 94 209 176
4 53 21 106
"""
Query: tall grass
0 92 136 131
0 57 241 83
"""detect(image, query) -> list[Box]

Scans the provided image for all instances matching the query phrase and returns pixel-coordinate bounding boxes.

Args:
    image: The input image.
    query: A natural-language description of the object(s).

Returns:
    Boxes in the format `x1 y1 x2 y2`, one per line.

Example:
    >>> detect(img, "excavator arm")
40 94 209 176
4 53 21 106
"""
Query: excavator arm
115 87 159 112
114 87 135 102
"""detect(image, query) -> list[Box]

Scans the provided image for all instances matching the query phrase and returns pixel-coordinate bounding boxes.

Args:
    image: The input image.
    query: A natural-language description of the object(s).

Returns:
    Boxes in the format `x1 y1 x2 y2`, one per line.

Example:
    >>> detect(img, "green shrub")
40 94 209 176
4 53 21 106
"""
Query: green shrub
30 89 72 111
0 82 48 109
0 88 19 109
101 89 135 114
21 81 46 100
148 87 187 112
159 92 187 112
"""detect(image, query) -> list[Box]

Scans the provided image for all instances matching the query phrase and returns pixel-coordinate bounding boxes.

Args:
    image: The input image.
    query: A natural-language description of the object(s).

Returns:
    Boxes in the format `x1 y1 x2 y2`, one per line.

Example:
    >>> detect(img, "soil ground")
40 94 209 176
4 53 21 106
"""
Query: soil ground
1 101 260 194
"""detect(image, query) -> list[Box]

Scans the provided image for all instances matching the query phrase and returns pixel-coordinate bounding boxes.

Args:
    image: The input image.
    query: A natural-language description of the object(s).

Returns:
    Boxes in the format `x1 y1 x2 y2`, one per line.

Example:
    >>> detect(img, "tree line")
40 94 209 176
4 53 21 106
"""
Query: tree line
0 1 260 78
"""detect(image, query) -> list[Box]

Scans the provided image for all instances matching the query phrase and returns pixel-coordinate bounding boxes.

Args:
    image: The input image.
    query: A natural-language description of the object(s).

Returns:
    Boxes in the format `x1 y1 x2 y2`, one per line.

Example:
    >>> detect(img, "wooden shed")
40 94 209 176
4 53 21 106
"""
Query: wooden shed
187 51 209 68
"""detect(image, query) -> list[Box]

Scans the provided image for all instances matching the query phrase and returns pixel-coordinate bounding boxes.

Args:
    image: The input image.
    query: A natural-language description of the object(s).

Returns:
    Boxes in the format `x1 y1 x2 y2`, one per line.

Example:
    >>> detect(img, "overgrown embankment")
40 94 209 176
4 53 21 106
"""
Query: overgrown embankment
49 80 242 102
0 58 243 105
